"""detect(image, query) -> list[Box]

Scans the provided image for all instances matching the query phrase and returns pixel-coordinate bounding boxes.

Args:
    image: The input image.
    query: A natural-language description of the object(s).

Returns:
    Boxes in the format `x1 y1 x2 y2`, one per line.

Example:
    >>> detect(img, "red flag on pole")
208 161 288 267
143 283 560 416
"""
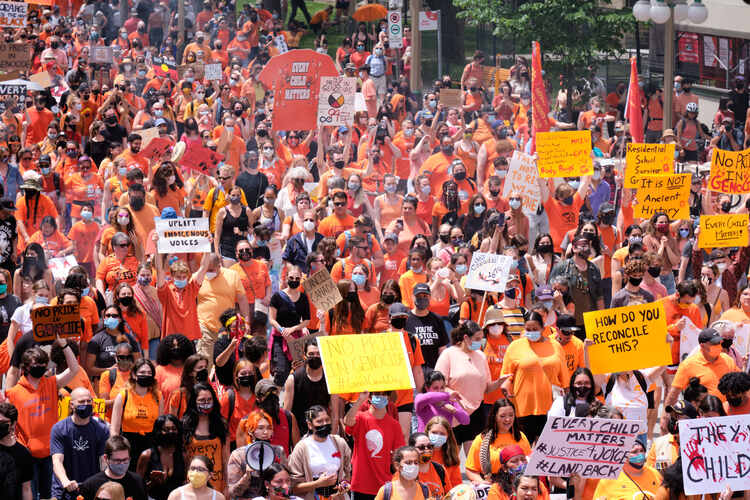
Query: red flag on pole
531 41 552 152
625 56 644 144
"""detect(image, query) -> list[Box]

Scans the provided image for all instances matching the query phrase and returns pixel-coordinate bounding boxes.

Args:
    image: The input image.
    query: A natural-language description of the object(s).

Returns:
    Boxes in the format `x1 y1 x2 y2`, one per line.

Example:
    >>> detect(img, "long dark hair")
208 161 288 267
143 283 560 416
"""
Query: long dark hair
156 334 196 366
21 243 47 281
332 279 364 333
661 458 685 500
152 161 184 197
563 367 597 412
182 382 228 445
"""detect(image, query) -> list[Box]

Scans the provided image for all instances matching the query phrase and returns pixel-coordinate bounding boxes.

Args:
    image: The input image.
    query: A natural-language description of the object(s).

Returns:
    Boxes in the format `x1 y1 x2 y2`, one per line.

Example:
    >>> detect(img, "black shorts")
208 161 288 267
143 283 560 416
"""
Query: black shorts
335 0 349 8
452 406 487 443
647 390 655 409
683 149 698 162
397 403 414 413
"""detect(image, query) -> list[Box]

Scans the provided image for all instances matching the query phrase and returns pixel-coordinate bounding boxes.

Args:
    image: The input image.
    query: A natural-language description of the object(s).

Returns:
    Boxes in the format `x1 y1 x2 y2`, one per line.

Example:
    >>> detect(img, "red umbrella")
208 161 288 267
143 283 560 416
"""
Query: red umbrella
258 50 339 131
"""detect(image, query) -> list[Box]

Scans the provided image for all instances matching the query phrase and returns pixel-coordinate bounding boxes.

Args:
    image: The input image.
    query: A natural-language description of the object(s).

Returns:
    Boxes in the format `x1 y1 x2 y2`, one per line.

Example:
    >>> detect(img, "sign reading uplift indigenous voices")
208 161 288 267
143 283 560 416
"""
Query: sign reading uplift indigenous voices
526 416 641 479
624 143 675 187
155 217 211 253
679 415 750 495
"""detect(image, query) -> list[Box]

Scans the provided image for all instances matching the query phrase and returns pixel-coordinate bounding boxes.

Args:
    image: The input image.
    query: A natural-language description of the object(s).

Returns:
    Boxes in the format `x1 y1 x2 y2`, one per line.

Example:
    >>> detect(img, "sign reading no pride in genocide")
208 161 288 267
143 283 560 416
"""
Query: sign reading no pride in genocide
32 304 82 342
698 213 749 248
679 415 750 495
317 332 414 394
302 268 342 312
526 416 641 479
708 147 750 194
155 217 210 253
584 302 671 374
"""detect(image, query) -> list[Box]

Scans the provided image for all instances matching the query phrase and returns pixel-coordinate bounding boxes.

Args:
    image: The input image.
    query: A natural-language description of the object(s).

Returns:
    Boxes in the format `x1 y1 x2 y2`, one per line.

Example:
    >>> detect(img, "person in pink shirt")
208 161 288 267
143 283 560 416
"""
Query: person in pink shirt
361 65 377 119
434 321 508 453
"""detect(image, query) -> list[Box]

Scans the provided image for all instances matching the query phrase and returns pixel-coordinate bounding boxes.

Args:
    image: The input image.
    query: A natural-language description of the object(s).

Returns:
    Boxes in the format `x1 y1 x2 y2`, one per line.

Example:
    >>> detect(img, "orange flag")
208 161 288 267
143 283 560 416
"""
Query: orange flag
531 41 552 152
625 56 644 144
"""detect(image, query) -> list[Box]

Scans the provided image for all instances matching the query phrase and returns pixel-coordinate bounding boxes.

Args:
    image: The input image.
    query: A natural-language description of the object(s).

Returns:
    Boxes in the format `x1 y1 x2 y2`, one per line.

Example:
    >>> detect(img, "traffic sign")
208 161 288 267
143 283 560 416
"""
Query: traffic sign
388 10 402 48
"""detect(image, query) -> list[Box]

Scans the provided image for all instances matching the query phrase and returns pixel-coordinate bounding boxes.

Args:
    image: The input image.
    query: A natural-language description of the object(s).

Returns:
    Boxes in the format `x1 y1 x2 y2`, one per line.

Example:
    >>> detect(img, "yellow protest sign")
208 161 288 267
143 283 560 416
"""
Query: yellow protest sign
536 130 593 178
584 302 671 374
707 148 750 194
698 213 749 248
633 173 690 220
58 397 107 421
317 332 414 394
624 143 675 187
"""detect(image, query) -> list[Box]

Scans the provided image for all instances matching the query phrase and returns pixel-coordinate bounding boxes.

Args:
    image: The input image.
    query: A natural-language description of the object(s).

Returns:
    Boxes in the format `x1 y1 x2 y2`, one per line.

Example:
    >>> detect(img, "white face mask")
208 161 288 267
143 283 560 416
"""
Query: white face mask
303 220 315 232
205 271 218 280
400 463 419 480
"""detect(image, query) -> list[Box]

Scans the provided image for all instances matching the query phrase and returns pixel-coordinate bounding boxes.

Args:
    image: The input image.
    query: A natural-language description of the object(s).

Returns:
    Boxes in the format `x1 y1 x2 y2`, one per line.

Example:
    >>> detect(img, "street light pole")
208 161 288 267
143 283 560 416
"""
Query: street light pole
663 11 675 129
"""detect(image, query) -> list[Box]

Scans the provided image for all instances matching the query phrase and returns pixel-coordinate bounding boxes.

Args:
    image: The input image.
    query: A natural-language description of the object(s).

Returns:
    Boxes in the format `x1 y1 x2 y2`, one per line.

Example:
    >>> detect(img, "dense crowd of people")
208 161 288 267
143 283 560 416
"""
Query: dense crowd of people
0 1 749 500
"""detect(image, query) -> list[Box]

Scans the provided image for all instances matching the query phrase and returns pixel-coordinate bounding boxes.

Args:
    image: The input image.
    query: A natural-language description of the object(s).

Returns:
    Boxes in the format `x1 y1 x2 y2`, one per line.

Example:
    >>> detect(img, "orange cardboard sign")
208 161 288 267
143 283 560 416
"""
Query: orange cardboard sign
32 304 82 343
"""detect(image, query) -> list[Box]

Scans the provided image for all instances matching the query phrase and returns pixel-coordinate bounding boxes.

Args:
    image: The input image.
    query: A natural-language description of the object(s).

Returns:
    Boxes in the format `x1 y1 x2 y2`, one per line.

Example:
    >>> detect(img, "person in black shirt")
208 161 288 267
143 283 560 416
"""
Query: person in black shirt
269 266 311 386
405 283 449 370
235 150 269 209
283 337 331 436
729 79 748 128
213 308 263 387
79 435 147 500
0 402 33 500
100 107 128 147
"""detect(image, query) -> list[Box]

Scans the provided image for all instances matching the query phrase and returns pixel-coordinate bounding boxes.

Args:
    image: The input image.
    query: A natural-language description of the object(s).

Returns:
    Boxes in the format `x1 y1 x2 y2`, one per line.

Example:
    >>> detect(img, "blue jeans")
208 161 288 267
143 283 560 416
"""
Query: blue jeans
660 272 676 295
31 455 52 500
149 338 160 360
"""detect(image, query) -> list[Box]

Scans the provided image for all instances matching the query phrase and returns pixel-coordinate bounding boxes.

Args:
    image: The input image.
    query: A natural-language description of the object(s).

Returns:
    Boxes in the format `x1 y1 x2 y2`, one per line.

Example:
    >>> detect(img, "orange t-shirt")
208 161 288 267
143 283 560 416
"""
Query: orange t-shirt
155 364 183 406
122 309 148 351
398 270 427 309
7 375 58 458
318 213 355 239
231 259 271 303
672 351 738 401
543 192 584 253
96 254 139 291
68 220 101 263
221 389 256 442
28 230 71 258
153 186 187 213
661 295 704 364
68 173 104 218
157 280 201 341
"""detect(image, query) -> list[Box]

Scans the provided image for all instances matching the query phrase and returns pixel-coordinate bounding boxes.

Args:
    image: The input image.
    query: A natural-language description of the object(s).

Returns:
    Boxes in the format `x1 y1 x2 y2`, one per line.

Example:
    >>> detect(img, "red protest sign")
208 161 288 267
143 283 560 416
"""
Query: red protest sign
180 142 224 174
257 49 339 131
141 137 174 163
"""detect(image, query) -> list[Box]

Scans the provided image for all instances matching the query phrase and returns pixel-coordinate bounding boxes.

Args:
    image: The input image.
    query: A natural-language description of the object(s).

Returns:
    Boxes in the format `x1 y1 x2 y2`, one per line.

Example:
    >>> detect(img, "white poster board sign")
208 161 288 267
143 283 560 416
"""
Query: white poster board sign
502 151 541 212
679 415 750 495
155 217 210 253
464 252 513 293
204 63 222 81
48 256 78 282
0 1 27 28
317 76 356 127
526 416 641 479
679 317 701 363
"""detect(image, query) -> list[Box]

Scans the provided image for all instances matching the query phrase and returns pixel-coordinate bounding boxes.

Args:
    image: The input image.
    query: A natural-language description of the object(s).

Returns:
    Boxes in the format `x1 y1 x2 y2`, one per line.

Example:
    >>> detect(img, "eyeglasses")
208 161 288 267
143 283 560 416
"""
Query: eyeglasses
104 313 121 318
116 243 129 248
218 176 231 181
415 444 434 450
108 457 129 464
333 202 346 207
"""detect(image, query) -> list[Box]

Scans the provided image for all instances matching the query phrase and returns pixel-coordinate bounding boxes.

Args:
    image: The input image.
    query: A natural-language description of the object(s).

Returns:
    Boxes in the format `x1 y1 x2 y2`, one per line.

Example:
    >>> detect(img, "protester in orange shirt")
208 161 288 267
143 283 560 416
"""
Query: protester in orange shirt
96 231 140 294
318 191 355 239
538 176 589 253
27 216 73 259
151 162 186 213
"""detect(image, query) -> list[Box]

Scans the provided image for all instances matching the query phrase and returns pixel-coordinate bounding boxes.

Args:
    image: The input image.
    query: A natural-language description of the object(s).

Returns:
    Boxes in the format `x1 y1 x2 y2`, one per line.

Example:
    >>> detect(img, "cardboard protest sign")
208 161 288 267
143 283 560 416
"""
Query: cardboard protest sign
0 42 31 73
633 173 690 220
29 71 52 88
137 126 160 148
679 415 750 495
536 130 593 178
302 268 342 312
141 136 174 163
257 50 339 131
480 65 496 87
152 56 178 80
155 217 211 253
89 45 113 64
288 332 322 363
464 252 514 293
48 255 78 282
707 147 750 194
317 76 356 127
204 63 222 81
526 416 641 478
584 302 671 374
32 304 83 343
502 151 541 211
624 143 675 187
317 332 415 394
698 213 749 248
180 142 224 174
0 1 27 28
59 397 106 421
438 88 463 108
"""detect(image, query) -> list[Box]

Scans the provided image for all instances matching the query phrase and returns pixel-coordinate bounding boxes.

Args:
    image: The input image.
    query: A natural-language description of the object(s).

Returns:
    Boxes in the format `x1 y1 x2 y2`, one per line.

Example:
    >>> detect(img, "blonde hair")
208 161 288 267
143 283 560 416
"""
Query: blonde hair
95 481 125 500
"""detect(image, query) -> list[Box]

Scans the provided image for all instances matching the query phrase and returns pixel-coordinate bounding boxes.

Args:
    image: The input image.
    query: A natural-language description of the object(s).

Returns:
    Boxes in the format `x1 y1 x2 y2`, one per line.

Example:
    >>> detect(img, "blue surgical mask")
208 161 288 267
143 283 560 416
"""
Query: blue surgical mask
352 274 366 287
103 317 120 329
469 339 485 351
525 330 542 342
679 228 689 238
81 210 93 221
568 180 580 189
370 395 389 409
473 204 485 215
455 264 467 275
628 453 646 466
35 296 49 304
82 287 90 296
41 167 51 175
420 185 431 195
0 284 6 295
174 278 188 289
429 433 447 447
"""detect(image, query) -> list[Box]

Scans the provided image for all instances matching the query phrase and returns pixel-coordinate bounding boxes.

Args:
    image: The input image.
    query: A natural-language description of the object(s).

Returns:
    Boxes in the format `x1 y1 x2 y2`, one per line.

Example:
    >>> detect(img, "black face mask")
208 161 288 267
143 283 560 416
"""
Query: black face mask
346 291 358 302
538 243 553 254
314 423 332 438
382 294 396 304
237 374 254 387
105 116 117 125
260 394 279 413
234 109 243 117
489 188 500 197
572 386 591 399
391 317 407 330
238 249 252 261
287 279 300 289
333 160 345 169
504 288 517 300
195 368 209 382
647 266 661 278
727 396 744 408
628 276 643 287
306 356 322 369
441 145 453 155
454 171 466 181
119 296 134 307
28 364 47 378
136 374 155 387
0 421 10 439
155 431 179 446
130 197 145 211
721 338 733 349
721 201 732 213
439 234 450 244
